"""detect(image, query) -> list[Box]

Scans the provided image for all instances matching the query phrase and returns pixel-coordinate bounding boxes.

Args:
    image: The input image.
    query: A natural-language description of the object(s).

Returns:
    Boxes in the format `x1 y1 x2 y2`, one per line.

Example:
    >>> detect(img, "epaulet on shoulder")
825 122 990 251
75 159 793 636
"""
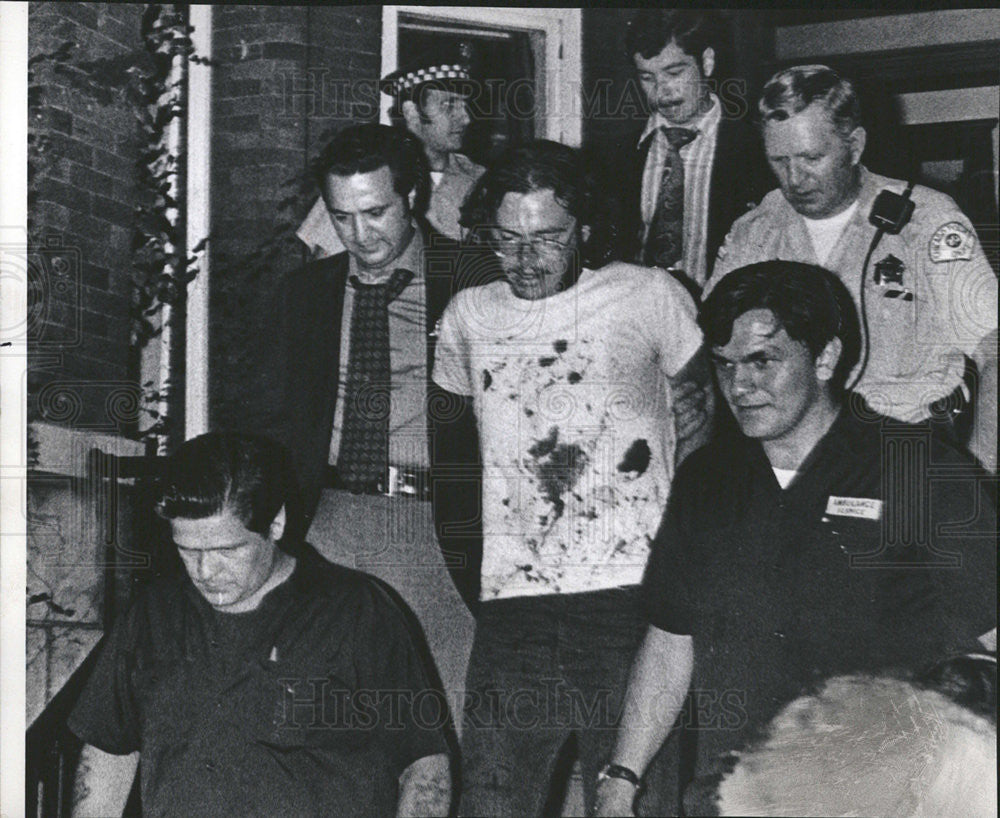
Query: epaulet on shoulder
909 183 969 229
732 189 783 230
912 181 958 208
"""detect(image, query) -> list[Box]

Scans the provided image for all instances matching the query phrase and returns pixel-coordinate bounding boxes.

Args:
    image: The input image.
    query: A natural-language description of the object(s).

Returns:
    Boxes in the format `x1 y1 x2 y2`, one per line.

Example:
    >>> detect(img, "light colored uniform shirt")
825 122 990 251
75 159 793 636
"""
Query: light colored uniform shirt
639 94 722 288
711 167 999 422
425 152 484 241
328 228 429 468
433 263 703 600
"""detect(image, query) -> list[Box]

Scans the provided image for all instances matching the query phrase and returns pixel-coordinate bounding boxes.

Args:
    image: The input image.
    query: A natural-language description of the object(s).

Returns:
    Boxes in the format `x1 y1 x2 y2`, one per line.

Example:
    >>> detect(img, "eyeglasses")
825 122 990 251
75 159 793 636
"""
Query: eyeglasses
491 223 577 256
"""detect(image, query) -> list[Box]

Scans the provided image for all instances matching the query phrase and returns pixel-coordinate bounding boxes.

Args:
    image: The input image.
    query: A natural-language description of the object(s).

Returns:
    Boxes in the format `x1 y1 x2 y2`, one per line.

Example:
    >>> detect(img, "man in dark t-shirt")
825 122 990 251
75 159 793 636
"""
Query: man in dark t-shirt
68 433 451 818
596 261 996 816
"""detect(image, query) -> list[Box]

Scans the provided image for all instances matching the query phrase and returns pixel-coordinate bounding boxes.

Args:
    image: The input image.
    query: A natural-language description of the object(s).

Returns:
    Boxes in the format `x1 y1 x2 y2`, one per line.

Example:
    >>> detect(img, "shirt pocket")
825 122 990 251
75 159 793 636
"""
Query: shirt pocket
872 282 921 378
252 659 375 754
816 513 884 561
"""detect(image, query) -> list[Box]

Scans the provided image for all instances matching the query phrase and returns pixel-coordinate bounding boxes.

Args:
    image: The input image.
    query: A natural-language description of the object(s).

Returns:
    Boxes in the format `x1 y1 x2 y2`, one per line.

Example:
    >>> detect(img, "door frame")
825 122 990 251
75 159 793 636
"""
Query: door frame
381 6 582 147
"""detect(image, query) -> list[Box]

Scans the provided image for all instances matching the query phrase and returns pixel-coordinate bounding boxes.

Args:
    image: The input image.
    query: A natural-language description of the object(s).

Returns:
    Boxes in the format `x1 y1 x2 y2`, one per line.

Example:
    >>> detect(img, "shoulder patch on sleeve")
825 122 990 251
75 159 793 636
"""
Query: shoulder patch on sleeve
929 221 975 263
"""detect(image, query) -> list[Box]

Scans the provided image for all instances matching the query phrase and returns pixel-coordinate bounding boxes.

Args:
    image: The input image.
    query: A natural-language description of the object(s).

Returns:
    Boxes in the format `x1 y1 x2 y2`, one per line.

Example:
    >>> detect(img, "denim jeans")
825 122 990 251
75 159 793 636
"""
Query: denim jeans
459 586 678 817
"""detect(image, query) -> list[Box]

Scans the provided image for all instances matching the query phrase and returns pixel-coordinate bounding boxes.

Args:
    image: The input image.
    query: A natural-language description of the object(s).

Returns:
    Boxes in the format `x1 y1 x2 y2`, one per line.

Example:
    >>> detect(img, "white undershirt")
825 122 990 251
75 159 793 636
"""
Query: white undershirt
771 467 798 489
801 200 859 265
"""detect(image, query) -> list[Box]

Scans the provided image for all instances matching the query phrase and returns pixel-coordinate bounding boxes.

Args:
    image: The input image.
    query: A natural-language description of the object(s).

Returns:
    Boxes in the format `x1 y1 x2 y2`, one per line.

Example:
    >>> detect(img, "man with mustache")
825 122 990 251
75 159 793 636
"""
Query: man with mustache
432 140 712 815
617 10 767 297
297 42 485 257
711 65 998 474
280 123 485 703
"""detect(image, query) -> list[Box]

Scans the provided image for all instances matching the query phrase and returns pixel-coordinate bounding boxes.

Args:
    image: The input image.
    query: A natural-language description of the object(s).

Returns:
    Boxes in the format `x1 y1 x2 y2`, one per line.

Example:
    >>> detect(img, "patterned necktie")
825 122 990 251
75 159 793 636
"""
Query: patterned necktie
336 268 414 491
642 126 698 268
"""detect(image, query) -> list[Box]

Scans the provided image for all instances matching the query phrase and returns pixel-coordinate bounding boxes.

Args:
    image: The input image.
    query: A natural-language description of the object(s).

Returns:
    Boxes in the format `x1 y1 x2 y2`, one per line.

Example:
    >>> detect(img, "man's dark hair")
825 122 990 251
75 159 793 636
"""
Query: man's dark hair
625 9 720 65
314 123 430 218
700 261 862 396
156 432 297 538
459 139 616 268
759 65 862 138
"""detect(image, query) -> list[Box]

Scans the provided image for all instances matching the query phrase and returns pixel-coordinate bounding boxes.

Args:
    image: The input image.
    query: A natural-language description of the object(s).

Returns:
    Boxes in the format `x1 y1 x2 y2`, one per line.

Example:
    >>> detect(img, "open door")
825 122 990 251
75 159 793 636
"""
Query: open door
382 6 582 158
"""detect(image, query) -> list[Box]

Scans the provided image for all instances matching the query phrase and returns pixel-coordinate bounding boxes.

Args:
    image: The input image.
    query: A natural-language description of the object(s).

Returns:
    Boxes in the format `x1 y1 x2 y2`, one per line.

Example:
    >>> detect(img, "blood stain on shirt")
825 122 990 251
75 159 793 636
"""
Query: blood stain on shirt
554 339 568 353
527 426 590 520
538 356 556 367
482 370 493 390
568 371 582 384
617 439 651 476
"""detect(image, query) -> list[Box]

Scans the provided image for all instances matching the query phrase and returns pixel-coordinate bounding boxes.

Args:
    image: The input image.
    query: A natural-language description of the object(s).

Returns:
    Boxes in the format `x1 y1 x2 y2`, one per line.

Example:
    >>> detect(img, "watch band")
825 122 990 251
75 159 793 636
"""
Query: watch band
597 763 641 788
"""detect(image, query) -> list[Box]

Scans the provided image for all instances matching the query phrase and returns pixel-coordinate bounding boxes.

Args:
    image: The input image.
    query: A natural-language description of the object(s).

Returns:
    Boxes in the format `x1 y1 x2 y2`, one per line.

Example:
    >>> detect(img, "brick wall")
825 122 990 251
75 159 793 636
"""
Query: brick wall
209 5 381 436
28 2 145 435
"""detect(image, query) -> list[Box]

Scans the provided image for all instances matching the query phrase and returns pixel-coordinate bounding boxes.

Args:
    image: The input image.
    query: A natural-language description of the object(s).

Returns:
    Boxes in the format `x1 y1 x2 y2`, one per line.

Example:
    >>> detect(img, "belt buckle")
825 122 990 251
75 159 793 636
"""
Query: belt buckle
384 465 419 498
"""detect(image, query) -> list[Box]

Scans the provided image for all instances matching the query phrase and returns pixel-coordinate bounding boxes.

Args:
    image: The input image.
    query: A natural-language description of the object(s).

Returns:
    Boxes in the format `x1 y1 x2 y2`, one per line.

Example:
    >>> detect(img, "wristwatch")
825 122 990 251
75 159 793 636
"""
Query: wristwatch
596 763 641 789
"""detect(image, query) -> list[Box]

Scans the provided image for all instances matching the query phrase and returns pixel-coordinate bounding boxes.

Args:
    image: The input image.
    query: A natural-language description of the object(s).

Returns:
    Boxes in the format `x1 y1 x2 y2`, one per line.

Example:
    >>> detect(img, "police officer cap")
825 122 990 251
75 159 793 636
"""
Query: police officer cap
380 41 474 98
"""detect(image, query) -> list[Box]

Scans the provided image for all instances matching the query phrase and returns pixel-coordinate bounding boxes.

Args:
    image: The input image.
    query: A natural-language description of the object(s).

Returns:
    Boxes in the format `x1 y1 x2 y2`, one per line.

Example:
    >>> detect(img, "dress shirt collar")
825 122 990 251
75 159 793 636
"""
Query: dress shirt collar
349 222 425 284
638 92 721 148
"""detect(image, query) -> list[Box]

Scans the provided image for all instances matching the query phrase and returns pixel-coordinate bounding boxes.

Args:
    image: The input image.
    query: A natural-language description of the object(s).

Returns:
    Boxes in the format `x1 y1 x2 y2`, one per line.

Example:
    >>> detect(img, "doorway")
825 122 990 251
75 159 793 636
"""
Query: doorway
381 6 582 159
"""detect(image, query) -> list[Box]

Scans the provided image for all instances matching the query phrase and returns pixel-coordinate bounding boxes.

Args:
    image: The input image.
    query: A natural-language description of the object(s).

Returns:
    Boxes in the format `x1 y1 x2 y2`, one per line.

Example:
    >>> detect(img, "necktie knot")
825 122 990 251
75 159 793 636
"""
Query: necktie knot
661 126 697 151
349 268 414 303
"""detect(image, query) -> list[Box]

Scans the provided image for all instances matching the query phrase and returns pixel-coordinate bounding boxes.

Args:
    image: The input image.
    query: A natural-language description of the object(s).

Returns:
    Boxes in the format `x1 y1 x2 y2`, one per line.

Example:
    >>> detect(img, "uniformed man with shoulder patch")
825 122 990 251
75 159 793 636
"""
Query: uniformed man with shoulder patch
710 65 998 473
297 42 485 257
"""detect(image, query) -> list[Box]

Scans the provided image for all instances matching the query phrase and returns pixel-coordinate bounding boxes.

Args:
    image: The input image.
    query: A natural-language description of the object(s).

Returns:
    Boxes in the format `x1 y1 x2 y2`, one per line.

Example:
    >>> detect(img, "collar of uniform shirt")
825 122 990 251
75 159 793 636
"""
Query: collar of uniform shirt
349 222 425 285
637 92 722 149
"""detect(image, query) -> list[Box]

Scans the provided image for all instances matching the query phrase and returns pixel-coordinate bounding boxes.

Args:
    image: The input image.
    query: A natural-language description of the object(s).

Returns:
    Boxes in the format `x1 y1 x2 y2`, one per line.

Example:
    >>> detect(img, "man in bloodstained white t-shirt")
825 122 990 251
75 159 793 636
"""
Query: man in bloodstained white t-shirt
431 140 713 816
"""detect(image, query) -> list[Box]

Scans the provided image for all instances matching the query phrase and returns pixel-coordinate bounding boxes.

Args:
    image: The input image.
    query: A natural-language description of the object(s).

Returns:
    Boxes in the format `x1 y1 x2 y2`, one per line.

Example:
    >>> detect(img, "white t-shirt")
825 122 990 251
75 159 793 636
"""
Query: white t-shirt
771 467 797 489
801 200 859 266
433 263 703 600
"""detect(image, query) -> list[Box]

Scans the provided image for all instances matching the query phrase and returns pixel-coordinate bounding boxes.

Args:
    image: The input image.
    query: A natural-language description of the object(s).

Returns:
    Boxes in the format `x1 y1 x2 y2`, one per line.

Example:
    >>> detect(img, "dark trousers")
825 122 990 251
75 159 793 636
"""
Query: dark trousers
459 587 679 817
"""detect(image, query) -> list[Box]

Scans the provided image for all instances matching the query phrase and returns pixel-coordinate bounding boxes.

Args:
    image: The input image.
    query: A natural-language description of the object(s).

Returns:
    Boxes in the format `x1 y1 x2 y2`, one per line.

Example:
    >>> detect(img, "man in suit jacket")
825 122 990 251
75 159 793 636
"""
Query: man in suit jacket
617 10 767 296
280 123 489 699
296 42 485 258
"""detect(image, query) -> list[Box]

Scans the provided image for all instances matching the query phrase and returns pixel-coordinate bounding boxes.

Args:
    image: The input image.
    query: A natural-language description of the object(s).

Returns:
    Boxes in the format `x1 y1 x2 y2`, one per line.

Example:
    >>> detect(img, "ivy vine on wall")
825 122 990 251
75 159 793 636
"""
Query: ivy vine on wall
28 4 213 446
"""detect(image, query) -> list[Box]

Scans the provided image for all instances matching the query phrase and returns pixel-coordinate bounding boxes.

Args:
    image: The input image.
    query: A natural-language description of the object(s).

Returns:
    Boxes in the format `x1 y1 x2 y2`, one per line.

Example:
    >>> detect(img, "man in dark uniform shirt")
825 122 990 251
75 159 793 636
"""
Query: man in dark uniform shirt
68 432 450 817
596 260 996 816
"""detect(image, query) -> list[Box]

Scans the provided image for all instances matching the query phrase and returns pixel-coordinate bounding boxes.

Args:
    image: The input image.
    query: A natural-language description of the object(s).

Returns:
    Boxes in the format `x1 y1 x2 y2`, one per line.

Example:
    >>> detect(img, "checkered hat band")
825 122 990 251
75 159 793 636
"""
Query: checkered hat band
395 65 471 93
